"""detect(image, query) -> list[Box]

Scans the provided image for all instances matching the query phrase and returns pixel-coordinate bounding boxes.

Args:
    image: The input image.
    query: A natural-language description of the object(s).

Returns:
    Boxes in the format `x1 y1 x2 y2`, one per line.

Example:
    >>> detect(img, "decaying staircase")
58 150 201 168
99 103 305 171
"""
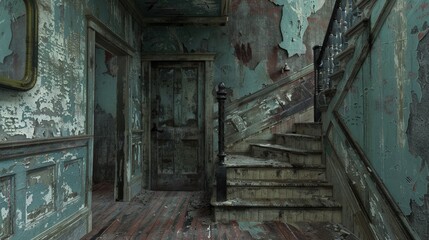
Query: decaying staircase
212 122 342 224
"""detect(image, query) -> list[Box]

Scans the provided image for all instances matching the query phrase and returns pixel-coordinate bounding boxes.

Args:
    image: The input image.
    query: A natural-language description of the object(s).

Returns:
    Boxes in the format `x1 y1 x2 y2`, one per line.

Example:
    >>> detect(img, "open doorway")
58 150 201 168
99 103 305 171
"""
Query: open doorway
87 16 144 217
93 45 123 200
87 18 133 207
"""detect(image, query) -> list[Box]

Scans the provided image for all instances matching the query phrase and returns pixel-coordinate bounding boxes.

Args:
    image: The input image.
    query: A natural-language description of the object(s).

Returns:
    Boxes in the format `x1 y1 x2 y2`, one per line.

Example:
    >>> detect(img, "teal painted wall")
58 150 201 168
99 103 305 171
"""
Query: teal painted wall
325 0 429 238
142 0 335 102
0 0 26 81
0 0 142 239
95 47 118 117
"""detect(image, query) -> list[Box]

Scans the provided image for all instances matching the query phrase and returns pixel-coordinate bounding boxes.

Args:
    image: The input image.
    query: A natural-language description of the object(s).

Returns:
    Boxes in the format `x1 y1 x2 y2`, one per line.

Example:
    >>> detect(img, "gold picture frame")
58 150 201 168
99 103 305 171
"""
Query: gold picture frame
0 0 38 90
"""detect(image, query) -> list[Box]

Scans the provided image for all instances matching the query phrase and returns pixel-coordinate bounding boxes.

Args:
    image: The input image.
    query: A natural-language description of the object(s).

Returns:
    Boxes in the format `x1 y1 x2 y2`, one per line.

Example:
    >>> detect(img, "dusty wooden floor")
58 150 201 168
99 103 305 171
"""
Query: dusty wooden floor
82 182 356 240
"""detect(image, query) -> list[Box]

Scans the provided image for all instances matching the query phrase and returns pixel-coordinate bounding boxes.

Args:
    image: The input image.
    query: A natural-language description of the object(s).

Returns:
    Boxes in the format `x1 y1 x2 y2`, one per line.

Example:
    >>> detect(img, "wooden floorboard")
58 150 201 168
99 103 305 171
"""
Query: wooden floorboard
82 182 357 240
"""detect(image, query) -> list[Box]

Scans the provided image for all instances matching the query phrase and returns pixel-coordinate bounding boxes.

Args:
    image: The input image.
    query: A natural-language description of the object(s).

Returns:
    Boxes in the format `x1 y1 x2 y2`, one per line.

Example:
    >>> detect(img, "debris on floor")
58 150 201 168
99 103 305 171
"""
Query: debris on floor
83 188 358 240
295 222 359 240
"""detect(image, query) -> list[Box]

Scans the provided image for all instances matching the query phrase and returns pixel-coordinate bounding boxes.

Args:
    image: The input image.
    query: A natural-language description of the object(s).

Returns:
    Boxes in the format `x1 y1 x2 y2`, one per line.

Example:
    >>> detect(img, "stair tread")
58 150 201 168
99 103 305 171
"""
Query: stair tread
225 155 325 168
275 133 321 140
212 197 341 208
225 155 293 168
227 179 332 187
251 143 322 154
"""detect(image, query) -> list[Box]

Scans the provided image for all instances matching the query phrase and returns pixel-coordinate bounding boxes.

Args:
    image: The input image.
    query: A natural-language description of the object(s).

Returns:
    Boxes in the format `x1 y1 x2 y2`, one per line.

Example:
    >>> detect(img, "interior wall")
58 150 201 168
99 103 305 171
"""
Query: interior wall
323 0 429 238
0 0 142 239
142 0 335 102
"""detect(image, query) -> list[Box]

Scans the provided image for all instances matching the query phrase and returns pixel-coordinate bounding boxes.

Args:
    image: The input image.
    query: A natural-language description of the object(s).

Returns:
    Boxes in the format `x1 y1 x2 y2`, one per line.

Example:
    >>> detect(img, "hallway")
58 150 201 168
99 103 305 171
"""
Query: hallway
82 183 357 240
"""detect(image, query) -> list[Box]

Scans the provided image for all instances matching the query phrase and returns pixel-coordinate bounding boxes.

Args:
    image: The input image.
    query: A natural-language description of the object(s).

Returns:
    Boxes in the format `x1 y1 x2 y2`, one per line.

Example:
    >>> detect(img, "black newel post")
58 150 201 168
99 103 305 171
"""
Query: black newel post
313 45 322 122
216 82 227 201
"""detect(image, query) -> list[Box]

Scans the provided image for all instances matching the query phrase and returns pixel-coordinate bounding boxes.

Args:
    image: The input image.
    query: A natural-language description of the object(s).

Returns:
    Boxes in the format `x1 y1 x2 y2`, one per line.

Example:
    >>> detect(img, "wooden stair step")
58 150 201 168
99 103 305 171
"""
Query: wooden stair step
250 143 322 154
274 133 322 151
275 133 321 140
294 122 322 136
225 154 293 168
212 198 342 223
227 166 326 182
213 198 341 208
227 179 333 200
250 144 323 166
227 179 332 187
225 155 326 182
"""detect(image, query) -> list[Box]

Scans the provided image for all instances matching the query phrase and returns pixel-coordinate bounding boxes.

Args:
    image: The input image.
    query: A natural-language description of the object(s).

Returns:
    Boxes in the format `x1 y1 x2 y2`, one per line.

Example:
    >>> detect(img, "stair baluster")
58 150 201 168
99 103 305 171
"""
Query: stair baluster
314 0 360 110
216 82 227 201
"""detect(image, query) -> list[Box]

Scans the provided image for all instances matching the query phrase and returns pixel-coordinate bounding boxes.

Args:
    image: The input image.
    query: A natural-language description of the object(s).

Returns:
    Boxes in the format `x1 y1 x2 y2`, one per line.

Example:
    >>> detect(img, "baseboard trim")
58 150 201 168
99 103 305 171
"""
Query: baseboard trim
34 208 91 240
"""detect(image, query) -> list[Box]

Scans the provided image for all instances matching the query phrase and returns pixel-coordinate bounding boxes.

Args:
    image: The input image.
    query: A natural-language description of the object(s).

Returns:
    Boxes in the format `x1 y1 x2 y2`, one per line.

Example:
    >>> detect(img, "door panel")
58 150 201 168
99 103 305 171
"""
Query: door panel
151 62 203 190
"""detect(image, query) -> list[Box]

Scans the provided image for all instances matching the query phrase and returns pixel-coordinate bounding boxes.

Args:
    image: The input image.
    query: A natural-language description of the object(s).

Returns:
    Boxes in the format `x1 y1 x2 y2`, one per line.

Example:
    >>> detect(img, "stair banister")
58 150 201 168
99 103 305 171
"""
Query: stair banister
216 82 227 201
314 0 360 112
313 45 322 122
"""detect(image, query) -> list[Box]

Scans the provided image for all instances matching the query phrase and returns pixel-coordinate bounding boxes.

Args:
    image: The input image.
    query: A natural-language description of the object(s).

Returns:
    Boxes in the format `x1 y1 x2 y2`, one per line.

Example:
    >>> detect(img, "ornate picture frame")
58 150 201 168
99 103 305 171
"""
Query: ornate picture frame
0 0 38 90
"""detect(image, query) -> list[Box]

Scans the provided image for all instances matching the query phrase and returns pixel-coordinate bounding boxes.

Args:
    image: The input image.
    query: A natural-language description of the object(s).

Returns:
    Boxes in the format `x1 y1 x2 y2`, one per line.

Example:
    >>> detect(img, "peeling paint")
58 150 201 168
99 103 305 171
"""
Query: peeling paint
16 209 23 229
270 0 326 56
143 0 331 101
393 0 408 149
1 207 9 219
26 194 33 209
327 0 429 238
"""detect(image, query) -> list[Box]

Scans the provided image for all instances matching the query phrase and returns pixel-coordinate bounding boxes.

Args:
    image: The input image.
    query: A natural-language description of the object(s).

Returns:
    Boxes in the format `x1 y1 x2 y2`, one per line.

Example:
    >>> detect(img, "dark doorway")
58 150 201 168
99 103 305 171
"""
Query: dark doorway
93 46 118 187
92 41 127 201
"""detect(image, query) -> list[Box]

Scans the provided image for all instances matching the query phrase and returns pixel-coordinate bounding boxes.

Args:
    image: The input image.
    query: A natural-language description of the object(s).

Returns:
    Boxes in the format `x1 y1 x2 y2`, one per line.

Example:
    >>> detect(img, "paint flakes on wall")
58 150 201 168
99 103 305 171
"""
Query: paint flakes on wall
26 166 55 224
61 160 82 204
270 0 326 56
406 4 429 238
229 0 286 72
0 176 13 238
407 14 429 174
0 0 87 141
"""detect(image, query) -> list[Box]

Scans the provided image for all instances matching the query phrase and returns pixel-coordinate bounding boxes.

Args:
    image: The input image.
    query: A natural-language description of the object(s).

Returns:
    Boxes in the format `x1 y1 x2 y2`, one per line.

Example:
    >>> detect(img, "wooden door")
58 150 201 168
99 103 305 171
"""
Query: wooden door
150 61 204 190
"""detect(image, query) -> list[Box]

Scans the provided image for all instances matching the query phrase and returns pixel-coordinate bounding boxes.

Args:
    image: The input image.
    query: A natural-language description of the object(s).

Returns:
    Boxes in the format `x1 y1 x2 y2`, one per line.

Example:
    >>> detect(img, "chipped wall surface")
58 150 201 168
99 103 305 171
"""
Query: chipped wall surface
0 0 141 141
0 0 87 141
325 0 429 238
0 146 87 239
0 0 142 239
142 0 334 102
270 0 326 56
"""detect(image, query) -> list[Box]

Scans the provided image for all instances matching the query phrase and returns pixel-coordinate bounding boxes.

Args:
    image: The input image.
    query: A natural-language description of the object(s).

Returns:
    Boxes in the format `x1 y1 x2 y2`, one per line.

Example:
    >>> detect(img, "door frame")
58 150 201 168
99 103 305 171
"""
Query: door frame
142 54 215 191
87 15 136 201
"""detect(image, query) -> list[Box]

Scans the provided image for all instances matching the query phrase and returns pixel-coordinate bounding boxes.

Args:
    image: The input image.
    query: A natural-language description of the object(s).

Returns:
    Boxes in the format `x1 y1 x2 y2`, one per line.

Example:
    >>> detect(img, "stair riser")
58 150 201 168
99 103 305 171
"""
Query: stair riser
227 168 326 181
251 147 322 165
295 125 322 136
275 136 322 151
227 187 333 200
215 208 341 223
